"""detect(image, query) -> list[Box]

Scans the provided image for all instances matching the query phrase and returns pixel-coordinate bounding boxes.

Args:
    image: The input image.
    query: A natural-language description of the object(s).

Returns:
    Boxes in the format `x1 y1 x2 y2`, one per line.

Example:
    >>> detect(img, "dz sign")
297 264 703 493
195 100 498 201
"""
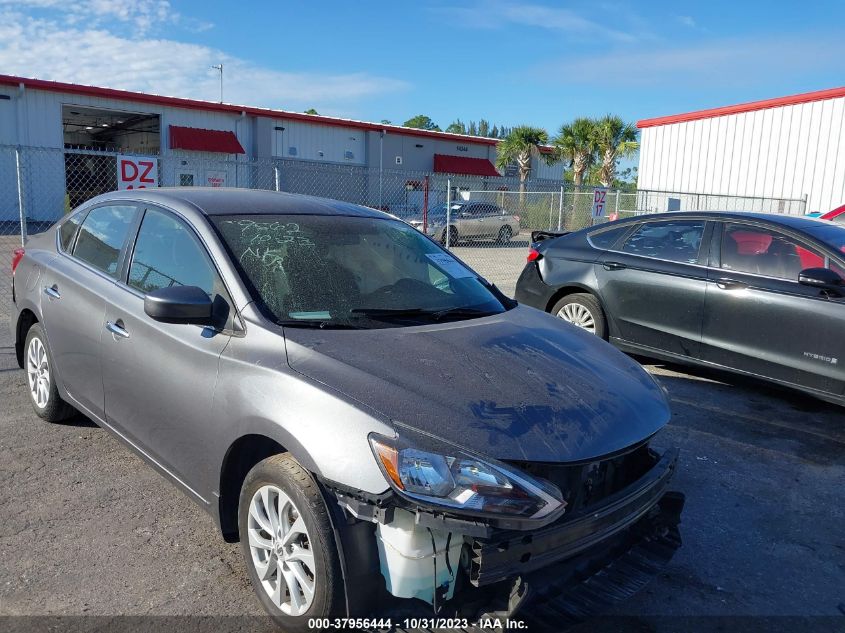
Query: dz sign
117 157 158 190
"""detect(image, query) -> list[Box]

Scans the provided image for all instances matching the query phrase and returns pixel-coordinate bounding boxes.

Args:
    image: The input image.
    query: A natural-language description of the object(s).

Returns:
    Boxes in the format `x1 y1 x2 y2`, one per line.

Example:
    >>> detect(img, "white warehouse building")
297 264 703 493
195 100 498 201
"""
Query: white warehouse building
0 74 564 225
637 86 845 214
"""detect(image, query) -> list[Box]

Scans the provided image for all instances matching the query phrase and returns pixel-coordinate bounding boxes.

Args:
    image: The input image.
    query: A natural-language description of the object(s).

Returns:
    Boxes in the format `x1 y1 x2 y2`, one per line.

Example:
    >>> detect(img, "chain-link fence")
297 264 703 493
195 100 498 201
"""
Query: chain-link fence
0 144 812 317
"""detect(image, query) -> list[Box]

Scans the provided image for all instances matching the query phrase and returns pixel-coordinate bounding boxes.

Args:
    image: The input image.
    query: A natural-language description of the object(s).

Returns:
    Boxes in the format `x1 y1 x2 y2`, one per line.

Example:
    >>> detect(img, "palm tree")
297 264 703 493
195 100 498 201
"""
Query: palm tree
495 126 551 204
593 115 639 187
553 117 597 192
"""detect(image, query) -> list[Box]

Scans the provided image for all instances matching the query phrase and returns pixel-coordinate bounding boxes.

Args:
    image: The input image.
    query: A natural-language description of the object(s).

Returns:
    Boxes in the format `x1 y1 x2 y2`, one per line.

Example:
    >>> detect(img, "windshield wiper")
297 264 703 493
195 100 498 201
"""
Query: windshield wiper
350 306 496 322
430 306 497 320
350 308 428 317
276 319 363 330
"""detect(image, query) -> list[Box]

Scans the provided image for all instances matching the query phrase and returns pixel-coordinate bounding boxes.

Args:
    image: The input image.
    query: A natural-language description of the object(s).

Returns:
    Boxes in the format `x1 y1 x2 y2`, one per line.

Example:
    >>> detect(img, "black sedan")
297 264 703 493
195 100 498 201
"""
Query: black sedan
515 212 845 405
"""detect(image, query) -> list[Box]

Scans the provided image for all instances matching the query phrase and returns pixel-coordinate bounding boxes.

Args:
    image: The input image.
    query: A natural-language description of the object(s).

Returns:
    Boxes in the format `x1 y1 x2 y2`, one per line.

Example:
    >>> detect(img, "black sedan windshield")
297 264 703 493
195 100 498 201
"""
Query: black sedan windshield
213 214 508 327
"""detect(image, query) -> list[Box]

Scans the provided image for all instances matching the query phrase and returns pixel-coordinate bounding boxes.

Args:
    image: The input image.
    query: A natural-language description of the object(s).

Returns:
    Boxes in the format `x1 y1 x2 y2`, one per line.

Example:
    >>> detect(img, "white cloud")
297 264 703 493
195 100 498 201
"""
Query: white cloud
544 34 845 88
0 12 409 111
0 0 179 34
677 15 696 28
434 0 639 42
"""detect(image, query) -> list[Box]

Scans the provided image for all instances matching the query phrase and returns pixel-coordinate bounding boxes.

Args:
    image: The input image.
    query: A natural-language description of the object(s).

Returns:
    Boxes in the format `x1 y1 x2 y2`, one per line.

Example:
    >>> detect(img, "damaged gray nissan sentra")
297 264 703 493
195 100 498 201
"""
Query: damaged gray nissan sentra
10 188 684 630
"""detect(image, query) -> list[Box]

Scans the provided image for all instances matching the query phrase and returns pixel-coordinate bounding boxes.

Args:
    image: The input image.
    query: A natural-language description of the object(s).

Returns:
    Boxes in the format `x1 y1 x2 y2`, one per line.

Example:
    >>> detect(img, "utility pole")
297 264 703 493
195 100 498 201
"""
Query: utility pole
211 64 223 103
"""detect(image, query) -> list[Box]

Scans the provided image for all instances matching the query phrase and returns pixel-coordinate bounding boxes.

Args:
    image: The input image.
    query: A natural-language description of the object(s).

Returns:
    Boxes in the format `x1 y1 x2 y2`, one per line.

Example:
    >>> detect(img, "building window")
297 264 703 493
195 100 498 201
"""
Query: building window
288 146 297 156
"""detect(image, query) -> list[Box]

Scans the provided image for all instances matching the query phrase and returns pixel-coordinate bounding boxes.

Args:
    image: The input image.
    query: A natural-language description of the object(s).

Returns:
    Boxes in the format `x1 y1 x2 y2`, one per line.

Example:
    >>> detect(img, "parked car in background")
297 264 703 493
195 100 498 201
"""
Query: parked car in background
820 204 845 224
516 212 845 406
11 189 683 629
408 201 520 245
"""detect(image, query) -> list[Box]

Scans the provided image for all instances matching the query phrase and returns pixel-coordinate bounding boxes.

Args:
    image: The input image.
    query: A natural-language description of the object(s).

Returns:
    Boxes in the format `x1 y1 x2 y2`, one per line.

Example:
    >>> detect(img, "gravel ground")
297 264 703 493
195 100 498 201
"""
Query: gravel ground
1 323 844 631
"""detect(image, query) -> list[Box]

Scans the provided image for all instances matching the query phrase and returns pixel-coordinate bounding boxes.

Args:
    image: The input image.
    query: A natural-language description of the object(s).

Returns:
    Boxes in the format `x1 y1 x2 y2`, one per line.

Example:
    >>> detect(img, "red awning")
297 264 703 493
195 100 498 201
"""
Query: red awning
169 125 245 154
433 154 500 177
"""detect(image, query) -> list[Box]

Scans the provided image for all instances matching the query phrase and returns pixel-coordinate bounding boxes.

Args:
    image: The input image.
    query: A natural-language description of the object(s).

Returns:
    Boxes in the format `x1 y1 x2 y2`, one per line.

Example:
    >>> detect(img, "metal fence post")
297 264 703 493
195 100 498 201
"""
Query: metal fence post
557 186 564 230
445 178 452 250
548 192 554 230
274 166 280 192
15 146 27 245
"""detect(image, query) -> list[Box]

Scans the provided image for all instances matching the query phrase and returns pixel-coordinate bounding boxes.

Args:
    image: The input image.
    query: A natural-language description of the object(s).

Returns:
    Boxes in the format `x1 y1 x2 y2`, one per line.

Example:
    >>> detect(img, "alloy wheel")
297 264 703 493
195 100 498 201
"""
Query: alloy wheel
248 485 316 616
558 303 596 334
27 336 50 408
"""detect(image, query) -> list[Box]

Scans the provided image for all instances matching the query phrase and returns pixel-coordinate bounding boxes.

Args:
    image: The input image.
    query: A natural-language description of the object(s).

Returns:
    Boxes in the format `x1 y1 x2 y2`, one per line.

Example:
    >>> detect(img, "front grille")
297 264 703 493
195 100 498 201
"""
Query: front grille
510 442 657 514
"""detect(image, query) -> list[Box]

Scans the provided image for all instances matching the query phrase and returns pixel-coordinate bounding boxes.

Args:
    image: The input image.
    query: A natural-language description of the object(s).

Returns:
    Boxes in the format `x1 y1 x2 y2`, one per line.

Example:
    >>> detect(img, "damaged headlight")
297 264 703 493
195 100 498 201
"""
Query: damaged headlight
369 434 565 520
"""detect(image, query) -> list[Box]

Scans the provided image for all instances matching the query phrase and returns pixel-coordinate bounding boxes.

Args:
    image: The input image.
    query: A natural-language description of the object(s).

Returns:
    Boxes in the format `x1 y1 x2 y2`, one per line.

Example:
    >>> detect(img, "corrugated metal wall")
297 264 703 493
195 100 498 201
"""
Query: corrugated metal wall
638 95 845 212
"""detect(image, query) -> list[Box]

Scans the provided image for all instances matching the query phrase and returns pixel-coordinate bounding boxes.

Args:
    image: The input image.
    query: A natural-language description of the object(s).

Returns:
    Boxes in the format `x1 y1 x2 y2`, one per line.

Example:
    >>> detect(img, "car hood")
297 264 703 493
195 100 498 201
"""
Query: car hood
283 305 670 463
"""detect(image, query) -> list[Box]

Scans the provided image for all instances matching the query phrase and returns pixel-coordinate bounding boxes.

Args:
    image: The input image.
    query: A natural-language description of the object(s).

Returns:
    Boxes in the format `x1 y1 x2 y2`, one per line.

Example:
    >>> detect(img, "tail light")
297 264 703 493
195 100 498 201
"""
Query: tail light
527 248 542 262
11 247 25 274
513 215 520 222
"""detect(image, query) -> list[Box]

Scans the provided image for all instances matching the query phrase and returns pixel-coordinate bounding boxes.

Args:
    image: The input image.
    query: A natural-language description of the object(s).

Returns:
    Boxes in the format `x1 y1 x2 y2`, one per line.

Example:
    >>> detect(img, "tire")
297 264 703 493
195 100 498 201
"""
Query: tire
550 293 607 340
440 226 459 247
497 225 513 244
239 453 345 630
24 323 75 422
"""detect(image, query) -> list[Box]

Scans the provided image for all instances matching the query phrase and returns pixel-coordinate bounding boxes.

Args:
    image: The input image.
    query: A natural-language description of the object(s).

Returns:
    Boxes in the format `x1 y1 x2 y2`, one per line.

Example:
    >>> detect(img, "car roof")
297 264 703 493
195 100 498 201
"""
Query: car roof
88 187 391 219
604 211 834 230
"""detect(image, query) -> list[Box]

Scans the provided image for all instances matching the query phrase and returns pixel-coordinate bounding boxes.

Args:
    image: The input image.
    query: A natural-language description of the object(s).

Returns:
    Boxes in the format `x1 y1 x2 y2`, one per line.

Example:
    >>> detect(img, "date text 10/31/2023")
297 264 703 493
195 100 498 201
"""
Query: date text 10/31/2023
307 618 527 629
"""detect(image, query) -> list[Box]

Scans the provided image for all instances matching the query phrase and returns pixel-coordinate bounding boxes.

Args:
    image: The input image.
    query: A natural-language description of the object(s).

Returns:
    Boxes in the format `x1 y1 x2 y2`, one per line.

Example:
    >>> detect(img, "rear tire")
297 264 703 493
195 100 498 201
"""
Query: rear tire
550 293 607 340
497 225 513 244
239 453 345 631
24 323 76 422
440 226 459 247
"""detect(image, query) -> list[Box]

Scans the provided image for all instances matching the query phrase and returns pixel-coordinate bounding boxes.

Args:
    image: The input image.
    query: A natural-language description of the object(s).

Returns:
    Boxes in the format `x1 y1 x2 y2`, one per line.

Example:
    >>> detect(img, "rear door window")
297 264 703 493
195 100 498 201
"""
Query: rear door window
721 224 824 280
59 210 87 252
620 220 705 263
588 225 630 250
72 204 137 276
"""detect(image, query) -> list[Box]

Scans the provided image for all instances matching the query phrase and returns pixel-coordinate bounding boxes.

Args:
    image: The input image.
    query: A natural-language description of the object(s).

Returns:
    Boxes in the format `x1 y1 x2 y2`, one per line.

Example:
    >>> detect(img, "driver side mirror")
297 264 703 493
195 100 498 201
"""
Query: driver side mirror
798 267 843 294
144 285 213 324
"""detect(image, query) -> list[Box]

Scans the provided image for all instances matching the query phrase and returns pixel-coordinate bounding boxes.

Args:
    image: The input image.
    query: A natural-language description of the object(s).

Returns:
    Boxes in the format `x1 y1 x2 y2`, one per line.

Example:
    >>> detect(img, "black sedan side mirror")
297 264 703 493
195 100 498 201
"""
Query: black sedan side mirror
144 286 213 324
798 267 843 292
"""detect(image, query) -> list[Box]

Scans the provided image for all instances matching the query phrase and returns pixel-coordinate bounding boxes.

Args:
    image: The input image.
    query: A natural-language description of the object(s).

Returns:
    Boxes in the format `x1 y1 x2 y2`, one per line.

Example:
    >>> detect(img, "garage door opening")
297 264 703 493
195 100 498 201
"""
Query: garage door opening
62 105 161 207
62 105 160 153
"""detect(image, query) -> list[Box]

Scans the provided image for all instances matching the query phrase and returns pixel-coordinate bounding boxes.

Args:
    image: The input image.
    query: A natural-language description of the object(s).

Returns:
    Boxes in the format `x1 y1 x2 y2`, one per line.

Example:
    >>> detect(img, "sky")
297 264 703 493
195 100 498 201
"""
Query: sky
2 0 845 136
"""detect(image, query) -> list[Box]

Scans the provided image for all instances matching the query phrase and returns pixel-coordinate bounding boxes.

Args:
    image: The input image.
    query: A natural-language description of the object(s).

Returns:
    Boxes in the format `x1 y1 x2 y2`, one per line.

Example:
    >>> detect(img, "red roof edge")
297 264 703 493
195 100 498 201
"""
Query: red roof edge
0 74 500 146
637 86 845 129
169 125 245 154
433 154 501 177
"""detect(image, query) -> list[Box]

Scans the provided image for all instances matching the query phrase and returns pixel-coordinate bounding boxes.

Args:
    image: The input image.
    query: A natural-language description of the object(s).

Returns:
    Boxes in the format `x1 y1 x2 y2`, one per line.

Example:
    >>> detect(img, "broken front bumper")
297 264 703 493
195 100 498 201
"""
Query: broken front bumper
470 448 680 587
329 448 684 624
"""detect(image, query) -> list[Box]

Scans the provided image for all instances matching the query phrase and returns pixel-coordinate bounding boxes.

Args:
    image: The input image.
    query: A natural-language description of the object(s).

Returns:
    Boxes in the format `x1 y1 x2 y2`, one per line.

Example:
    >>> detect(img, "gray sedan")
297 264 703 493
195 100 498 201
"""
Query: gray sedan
10 188 683 629
408 201 520 245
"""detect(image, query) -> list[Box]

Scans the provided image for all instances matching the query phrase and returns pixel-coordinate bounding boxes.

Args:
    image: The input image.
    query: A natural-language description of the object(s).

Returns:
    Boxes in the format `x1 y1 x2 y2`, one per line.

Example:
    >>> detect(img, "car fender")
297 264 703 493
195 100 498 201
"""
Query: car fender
211 329 394 498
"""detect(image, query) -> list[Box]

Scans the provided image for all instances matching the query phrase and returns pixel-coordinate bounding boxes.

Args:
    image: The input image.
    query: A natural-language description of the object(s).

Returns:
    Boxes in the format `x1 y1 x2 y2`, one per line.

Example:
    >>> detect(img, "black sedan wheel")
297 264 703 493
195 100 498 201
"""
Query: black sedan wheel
551 293 607 339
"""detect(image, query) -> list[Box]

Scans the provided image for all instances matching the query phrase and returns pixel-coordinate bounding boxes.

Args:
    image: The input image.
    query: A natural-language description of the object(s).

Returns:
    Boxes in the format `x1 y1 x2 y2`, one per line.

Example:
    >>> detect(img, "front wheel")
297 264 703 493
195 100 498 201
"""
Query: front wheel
550 293 607 339
239 454 345 630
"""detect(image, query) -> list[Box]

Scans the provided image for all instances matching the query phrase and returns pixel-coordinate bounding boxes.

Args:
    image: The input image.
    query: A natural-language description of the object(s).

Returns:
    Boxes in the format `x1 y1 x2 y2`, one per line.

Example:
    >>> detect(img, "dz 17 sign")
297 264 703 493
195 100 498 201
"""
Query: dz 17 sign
591 187 609 220
117 157 158 190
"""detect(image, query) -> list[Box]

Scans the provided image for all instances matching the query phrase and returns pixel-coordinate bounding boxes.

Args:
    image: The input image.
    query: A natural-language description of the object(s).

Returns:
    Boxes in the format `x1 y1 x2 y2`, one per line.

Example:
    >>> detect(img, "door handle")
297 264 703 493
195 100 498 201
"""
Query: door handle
105 320 130 339
43 285 61 300
715 278 747 290
602 261 627 271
